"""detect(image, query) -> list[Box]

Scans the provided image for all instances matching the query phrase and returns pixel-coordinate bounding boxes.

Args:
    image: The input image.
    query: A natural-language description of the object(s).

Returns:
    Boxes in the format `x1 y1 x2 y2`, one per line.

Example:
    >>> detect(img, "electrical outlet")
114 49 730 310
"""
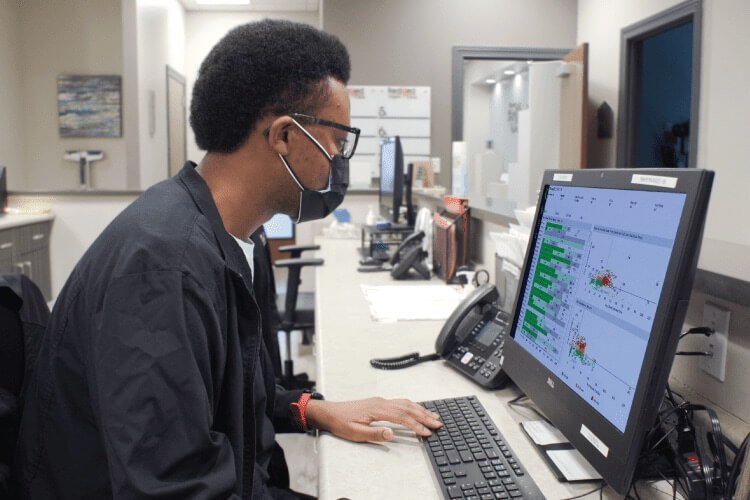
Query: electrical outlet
699 302 730 382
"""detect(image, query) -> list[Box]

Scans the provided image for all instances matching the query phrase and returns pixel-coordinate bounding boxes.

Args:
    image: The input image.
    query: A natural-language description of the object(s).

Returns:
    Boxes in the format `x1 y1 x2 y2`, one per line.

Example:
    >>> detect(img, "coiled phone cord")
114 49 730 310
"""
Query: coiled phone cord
369 352 441 370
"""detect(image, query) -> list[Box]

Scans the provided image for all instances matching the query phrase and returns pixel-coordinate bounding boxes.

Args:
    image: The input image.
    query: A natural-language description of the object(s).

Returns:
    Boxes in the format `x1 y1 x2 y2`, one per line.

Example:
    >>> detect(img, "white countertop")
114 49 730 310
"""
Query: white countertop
0 212 54 231
311 238 678 500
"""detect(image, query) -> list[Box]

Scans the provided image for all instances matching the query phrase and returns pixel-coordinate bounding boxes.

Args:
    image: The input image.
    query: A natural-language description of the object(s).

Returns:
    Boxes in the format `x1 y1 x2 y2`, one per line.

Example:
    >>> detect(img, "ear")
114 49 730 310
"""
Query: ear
266 116 295 156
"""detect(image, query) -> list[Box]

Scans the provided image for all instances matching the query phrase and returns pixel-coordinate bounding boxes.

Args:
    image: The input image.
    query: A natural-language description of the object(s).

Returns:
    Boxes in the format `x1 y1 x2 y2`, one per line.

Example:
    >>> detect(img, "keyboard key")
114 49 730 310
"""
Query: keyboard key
444 477 456 485
494 492 509 499
447 485 462 498
455 470 467 477
460 451 474 463
477 487 491 494
447 451 461 464
509 491 523 498
481 495 494 500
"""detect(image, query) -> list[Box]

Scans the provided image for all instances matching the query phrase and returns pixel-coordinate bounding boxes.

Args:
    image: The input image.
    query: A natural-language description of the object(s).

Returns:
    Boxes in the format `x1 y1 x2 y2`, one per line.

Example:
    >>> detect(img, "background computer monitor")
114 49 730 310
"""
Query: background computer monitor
0 166 7 215
379 136 403 223
501 168 713 494
263 213 294 240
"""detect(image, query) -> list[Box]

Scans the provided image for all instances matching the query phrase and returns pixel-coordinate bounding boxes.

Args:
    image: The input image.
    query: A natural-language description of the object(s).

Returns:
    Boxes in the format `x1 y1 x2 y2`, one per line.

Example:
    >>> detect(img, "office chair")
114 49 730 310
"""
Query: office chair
0 274 50 497
274 244 324 390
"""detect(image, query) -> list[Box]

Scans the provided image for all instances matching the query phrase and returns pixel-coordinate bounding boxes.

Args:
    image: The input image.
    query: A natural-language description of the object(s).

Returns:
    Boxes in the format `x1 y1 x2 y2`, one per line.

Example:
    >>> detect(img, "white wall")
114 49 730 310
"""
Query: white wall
184 10 320 164
0 0 25 186
10 194 137 298
323 0 579 188
578 0 750 429
17 0 127 191
136 0 186 189
578 0 750 283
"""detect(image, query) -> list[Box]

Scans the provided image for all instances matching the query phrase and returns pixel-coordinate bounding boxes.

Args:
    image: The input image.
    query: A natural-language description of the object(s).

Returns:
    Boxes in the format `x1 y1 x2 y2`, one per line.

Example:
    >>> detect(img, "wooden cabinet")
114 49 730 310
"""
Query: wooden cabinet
0 217 53 300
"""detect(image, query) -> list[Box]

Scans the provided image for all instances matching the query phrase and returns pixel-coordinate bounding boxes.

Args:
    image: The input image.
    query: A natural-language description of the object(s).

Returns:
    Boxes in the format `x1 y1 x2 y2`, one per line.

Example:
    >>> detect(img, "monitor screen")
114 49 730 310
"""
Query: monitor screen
378 137 403 223
513 184 685 432
501 168 713 494
263 213 294 240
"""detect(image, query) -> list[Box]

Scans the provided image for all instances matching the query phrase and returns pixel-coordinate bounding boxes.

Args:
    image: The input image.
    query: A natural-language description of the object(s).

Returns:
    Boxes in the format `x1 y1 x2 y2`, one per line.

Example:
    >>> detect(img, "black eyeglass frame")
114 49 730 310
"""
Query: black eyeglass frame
290 113 361 160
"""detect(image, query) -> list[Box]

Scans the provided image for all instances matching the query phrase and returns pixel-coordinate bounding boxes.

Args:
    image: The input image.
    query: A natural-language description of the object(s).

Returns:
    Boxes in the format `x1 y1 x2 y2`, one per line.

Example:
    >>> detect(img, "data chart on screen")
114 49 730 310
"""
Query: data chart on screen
513 185 686 432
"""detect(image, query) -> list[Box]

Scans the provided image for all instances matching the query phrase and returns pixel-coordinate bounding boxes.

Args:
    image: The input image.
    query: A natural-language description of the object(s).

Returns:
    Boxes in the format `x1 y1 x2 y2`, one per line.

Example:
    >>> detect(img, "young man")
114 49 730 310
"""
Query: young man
15 20 440 499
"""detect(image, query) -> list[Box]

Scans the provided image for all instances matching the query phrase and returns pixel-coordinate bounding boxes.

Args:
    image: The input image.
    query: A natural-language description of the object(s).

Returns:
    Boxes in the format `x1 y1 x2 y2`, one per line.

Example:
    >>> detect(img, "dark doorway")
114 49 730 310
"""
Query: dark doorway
637 22 692 167
617 0 701 168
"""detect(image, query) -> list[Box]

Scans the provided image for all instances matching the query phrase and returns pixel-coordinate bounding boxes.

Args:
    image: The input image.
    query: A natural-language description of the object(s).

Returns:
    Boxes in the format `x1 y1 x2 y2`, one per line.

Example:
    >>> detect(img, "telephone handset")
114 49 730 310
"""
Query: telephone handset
370 283 510 389
435 284 509 389
390 230 430 280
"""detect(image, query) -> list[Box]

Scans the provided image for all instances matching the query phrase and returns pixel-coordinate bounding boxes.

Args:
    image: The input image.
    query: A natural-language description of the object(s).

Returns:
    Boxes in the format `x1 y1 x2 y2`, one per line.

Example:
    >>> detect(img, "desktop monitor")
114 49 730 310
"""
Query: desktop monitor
379 136 404 223
263 213 294 240
0 166 7 215
501 168 713 494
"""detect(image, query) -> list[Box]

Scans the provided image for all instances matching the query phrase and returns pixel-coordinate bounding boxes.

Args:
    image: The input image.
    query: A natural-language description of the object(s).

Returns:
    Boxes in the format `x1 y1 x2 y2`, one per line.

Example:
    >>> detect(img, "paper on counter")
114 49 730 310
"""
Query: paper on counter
360 284 469 322
521 419 568 446
546 449 603 481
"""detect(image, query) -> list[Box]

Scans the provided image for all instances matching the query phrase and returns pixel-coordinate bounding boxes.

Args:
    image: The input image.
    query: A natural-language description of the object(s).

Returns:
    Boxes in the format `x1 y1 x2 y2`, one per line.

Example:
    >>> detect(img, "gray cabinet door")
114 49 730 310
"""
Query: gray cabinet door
0 229 15 274
1 221 53 300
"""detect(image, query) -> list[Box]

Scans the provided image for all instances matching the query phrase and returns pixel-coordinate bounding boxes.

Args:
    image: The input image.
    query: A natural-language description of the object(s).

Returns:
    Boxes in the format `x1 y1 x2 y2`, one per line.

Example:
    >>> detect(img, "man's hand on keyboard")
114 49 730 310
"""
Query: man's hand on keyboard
305 397 442 442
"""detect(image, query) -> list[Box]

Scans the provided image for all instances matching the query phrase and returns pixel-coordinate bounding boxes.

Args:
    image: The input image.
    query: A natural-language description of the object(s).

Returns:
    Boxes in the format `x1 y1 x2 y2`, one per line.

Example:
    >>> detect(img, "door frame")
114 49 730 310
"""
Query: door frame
616 0 702 168
451 46 571 144
166 65 187 178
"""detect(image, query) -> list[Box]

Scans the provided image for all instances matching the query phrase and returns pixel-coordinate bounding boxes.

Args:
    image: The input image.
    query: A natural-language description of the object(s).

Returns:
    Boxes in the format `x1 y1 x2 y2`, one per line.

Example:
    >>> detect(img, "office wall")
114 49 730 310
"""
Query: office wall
17 0 127 191
9 194 137 298
578 0 750 284
0 0 25 187
579 0 750 429
322 0 578 188
184 10 320 164
136 0 186 189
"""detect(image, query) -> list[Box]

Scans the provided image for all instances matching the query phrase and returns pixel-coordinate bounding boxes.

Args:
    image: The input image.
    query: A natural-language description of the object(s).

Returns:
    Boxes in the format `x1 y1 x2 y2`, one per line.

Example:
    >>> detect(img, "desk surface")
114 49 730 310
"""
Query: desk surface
313 238 678 500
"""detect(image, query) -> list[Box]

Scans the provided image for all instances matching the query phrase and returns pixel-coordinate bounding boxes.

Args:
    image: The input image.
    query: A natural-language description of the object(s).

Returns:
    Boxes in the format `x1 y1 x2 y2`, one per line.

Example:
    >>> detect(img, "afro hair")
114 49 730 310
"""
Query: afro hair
190 19 351 153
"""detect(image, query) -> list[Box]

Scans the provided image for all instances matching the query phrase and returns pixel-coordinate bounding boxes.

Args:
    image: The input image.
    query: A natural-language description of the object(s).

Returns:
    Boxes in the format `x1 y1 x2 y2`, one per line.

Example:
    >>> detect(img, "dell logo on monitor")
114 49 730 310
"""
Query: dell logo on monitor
547 378 555 389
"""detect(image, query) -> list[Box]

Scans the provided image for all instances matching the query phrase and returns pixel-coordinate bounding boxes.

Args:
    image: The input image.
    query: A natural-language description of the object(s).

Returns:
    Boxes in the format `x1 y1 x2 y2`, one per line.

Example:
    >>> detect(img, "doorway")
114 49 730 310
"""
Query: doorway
617 0 702 168
166 66 187 178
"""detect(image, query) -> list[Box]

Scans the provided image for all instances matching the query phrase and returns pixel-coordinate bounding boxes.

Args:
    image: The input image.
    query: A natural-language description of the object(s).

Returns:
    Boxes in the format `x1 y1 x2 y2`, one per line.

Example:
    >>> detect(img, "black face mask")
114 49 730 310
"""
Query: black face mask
277 120 350 223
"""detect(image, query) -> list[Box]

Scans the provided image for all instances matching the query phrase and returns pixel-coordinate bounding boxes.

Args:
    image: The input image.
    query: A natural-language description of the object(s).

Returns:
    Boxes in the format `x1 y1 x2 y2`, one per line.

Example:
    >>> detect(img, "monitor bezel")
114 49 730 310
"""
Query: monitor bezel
378 136 404 224
501 168 714 494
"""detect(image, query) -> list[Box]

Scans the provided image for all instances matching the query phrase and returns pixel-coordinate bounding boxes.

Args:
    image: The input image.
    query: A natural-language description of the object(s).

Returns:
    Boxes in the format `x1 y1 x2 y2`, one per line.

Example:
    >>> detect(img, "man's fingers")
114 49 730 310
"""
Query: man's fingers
345 424 394 442
375 399 442 432
372 404 438 437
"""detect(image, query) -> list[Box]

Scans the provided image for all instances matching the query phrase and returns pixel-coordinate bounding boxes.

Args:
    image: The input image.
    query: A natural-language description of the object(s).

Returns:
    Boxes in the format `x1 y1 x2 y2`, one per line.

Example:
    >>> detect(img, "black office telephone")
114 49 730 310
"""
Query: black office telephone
370 283 510 389
390 230 430 280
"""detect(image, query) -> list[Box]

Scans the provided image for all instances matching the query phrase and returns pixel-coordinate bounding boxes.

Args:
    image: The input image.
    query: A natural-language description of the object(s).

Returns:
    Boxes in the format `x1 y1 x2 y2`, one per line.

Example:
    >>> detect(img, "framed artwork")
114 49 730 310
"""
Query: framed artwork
57 74 122 137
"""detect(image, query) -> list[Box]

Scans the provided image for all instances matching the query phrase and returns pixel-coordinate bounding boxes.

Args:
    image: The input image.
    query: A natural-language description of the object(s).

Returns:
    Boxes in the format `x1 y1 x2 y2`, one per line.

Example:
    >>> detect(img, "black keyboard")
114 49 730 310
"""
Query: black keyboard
420 396 546 500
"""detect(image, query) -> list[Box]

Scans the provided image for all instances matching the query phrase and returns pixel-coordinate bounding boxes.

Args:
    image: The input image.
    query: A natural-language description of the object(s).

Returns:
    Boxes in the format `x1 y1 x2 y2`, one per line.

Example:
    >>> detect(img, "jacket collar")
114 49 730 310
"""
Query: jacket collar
176 161 254 292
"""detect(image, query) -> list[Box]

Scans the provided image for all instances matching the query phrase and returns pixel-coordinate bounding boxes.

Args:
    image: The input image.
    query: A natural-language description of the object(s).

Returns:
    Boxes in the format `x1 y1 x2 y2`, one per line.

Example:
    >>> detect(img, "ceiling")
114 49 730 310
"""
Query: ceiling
177 0 318 12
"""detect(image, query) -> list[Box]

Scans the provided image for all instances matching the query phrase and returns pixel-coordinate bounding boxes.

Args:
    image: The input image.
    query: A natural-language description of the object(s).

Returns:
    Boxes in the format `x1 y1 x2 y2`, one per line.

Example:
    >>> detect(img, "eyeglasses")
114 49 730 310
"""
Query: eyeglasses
291 113 360 160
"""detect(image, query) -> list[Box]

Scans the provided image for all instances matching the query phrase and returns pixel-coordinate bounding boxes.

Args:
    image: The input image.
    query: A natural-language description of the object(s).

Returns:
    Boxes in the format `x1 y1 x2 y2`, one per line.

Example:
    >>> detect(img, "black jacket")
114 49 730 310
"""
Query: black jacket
0 274 50 498
15 163 302 499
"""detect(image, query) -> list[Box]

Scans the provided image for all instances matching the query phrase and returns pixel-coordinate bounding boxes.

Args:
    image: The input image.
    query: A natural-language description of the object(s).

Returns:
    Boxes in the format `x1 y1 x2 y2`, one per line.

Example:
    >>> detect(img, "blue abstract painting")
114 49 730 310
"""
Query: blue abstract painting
58 75 122 137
